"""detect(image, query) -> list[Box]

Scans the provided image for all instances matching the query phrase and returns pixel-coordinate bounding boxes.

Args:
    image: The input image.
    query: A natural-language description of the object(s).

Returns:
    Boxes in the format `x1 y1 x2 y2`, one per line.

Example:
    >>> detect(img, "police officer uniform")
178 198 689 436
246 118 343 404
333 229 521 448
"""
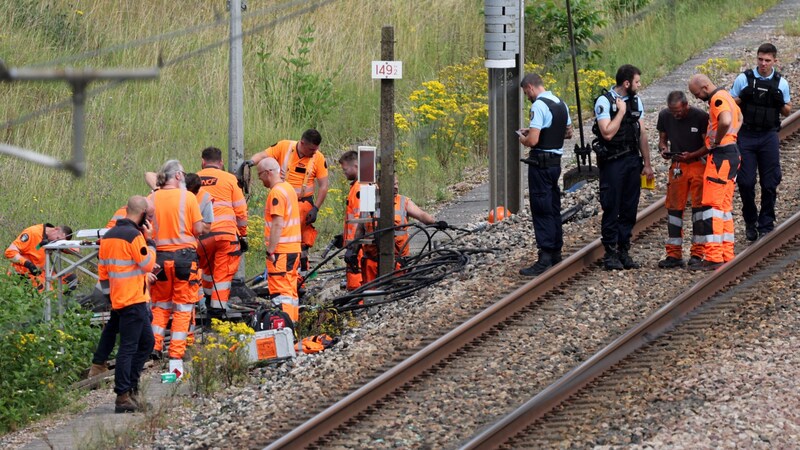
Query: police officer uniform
593 88 645 269
730 67 791 239
520 91 571 276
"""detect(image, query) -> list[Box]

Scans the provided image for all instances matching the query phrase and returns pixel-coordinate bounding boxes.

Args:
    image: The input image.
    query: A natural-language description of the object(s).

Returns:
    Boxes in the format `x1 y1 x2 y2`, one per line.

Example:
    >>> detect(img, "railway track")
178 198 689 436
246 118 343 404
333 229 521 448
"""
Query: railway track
262 111 800 449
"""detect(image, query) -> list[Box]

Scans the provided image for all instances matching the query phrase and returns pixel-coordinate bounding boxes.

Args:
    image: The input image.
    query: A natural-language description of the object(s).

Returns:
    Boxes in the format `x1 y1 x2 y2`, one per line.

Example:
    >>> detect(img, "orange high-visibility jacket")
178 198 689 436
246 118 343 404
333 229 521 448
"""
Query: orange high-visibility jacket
5 223 49 273
260 140 328 199
361 195 410 258
264 181 302 254
106 206 128 229
343 181 361 245
148 188 202 251
98 219 156 309
197 167 248 236
706 90 742 148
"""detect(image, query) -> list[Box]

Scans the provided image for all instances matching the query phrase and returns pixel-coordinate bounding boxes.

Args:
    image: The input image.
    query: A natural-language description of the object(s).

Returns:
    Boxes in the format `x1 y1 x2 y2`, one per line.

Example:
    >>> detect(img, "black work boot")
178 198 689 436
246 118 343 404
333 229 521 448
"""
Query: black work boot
745 222 758 242
618 242 640 269
603 244 624 270
519 250 555 277
115 392 139 414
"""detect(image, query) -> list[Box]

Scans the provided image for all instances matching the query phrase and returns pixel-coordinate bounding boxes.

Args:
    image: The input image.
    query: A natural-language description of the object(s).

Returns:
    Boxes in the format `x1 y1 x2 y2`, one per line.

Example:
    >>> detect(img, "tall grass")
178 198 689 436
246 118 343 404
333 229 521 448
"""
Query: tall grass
0 0 483 276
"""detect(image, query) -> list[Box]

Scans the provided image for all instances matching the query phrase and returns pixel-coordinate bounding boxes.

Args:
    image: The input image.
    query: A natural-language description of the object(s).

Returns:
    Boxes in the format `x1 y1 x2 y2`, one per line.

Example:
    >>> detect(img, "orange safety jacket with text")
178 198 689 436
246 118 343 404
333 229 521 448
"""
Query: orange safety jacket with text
264 181 302 254
148 188 202 251
260 140 329 199
5 223 49 274
343 181 361 245
706 89 742 148
361 195 410 259
98 219 156 310
197 167 248 236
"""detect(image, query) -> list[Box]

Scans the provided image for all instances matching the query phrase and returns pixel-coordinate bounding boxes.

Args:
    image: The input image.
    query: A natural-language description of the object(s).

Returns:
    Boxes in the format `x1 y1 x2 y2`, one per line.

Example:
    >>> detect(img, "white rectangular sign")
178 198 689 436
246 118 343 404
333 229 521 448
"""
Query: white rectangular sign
371 60 402 79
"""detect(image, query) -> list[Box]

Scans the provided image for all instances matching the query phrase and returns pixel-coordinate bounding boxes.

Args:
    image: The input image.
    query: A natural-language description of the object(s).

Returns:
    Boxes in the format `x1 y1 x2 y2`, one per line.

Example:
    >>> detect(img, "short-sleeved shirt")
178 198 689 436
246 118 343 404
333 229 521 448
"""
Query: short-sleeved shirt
149 188 202 251
261 140 329 199
707 90 741 148
594 87 645 121
264 181 302 254
529 91 573 155
730 67 791 103
656 106 709 153
196 191 215 224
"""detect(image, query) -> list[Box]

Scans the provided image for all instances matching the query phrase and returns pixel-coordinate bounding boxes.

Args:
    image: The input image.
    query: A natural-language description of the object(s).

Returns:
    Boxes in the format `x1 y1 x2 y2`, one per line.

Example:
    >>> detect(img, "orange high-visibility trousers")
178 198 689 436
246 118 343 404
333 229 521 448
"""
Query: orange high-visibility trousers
665 159 706 260
198 233 241 309
268 252 300 321
298 200 319 250
150 250 200 359
699 144 741 263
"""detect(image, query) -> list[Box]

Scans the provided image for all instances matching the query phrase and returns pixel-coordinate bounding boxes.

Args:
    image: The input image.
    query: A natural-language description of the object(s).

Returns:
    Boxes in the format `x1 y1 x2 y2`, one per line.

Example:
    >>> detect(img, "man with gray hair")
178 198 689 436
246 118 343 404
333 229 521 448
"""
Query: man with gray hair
147 160 204 376
656 90 709 269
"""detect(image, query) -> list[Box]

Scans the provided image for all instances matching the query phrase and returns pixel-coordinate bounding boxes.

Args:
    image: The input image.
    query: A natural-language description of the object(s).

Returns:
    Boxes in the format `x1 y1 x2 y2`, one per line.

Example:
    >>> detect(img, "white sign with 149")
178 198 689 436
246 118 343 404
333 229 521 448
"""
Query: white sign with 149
371 60 402 79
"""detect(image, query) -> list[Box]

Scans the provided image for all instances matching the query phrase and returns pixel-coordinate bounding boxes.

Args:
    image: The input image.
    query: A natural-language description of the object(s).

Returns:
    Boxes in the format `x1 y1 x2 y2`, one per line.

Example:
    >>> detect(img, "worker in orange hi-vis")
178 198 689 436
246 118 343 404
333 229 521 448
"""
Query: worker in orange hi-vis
147 160 204 373
96 195 157 413
5 223 74 291
195 146 248 318
356 175 446 285
248 129 329 284
257 157 302 321
338 150 363 291
688 74 742 271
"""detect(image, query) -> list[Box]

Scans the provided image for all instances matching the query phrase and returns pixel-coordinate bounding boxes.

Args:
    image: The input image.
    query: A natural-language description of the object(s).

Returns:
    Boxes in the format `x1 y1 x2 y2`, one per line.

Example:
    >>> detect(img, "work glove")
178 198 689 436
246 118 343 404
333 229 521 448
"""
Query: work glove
244 159 255 168
332 234 344 249
306 205 319 225
344 248 359 273
238 236 249 253
24 261 41 276
433 220 449 230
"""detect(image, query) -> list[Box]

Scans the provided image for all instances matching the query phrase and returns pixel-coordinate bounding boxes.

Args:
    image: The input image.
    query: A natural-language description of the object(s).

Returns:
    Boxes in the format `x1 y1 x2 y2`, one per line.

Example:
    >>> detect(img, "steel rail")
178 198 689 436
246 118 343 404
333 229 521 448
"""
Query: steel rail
264 200 666 449
460 111 800 450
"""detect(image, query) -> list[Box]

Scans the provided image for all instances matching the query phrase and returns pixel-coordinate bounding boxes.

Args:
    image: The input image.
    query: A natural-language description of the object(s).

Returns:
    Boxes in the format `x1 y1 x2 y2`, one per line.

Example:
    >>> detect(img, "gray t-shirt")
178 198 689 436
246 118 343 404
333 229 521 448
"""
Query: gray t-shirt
656 106 709 153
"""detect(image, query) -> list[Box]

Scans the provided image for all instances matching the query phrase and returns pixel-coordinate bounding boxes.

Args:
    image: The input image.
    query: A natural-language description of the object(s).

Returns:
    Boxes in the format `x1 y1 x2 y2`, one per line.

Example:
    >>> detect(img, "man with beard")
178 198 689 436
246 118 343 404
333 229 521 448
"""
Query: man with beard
688 74 742 270
592 64 654 270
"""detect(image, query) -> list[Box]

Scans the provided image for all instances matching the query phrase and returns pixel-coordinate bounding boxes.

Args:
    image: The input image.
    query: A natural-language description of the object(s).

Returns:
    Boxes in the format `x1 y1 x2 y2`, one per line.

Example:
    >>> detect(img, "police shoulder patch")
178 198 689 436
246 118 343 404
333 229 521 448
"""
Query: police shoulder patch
715 99 723 107
598 105 605 114
20 233 29 243
272 198 279 206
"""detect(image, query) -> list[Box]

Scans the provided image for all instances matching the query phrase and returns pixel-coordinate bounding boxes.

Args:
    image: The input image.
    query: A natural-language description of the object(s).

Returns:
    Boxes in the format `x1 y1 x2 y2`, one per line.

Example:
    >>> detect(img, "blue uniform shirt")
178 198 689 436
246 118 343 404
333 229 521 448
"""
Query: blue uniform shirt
594 87 645 122
730 67 791 103
529 91 572 155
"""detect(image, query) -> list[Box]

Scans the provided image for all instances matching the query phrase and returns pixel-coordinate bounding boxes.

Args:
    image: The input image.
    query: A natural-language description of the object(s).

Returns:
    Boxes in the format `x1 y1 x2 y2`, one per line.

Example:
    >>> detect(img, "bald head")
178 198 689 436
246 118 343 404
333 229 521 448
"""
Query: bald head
257 157 281 188
126 195 149 224
688 74 716 101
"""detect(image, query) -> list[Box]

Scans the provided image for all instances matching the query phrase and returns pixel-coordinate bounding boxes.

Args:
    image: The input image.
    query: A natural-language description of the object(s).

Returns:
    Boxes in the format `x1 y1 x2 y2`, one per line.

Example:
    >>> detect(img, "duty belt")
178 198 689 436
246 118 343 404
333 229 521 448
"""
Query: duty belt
521 151 562 168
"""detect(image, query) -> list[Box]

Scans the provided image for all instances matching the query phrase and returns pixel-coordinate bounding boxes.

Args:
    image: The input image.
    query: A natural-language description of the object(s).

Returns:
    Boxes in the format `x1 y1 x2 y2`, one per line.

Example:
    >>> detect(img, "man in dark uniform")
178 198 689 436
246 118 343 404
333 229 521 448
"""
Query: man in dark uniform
593 64 654 270
518 73 573 276
730 43 792 241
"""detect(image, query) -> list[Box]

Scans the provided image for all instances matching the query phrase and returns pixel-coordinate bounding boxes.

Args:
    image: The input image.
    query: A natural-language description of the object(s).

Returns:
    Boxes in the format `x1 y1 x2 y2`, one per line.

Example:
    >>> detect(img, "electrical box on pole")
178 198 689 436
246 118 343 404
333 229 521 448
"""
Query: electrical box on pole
485 0 523 215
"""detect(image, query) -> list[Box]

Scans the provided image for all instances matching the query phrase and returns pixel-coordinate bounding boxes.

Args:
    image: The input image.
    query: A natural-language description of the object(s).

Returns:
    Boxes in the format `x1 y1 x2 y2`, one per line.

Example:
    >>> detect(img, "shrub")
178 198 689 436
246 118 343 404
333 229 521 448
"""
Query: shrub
187 319 253 396
696 57 743 86
0 274 98 433
524 0 606 67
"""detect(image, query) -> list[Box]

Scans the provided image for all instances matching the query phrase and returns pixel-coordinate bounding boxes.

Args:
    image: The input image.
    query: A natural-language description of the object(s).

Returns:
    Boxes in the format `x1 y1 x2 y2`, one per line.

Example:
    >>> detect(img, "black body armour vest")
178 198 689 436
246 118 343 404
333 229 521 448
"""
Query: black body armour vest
593 90 641 151
533 97 569 150
739 69 784 132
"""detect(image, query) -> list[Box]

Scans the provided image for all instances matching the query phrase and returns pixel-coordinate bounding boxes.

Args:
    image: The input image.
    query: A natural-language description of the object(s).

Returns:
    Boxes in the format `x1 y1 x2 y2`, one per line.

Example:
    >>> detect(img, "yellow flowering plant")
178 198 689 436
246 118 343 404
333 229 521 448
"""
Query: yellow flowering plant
187 318 254 395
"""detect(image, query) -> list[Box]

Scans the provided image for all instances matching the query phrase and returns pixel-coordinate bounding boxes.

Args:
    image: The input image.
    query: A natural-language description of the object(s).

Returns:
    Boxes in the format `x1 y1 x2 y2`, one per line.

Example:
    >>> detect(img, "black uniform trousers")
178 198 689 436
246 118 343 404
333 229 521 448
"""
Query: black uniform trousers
114 302 154 395
599 152 643 246
737 129 781 234
527 154 563 252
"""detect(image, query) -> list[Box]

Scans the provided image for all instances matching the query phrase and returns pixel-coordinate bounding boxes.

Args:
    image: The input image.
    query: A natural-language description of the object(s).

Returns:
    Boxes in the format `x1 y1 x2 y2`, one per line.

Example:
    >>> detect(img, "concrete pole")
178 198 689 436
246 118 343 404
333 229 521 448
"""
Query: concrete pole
378 26 396 278
229 0 247 281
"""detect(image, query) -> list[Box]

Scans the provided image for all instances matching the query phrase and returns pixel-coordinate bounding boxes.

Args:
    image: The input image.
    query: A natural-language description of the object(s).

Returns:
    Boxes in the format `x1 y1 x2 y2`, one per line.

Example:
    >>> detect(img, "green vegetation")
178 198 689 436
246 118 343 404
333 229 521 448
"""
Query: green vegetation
187 319 253 396
0 274 98 432
783 15 800 36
